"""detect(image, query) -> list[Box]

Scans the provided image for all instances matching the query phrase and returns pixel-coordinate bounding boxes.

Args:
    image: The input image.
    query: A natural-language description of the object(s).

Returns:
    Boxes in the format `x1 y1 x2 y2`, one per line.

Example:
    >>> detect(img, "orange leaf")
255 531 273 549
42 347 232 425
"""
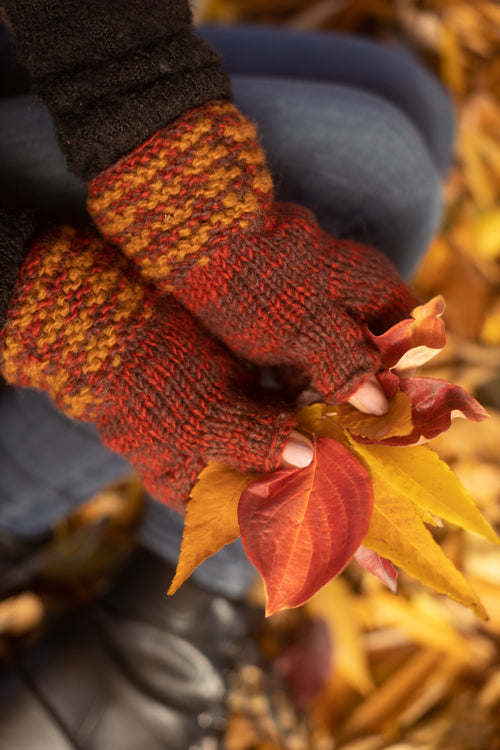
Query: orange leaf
325 389 413 441
168 463 257 596
369 295 446 371
238 437 374 616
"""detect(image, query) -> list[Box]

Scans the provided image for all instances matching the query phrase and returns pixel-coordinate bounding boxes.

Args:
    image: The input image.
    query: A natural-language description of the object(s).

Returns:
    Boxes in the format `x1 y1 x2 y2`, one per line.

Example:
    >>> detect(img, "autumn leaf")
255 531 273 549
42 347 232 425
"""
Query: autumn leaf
377 375 490 446
346 436 493 617
308 577 374 696
349 441 499 545
325 389 413 442
168 462 258 596
353 545 398 594
369 296 447 371
238 437 374 616
274 618 333 709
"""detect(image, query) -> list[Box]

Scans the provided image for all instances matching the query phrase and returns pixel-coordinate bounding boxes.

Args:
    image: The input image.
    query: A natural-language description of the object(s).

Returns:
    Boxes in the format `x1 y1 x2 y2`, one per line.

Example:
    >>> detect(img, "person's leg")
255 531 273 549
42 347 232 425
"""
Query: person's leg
0 90 256 600
0 381 256 597
232 76 443 279
200 25 455 175
199 25 454 279
0 97 88 226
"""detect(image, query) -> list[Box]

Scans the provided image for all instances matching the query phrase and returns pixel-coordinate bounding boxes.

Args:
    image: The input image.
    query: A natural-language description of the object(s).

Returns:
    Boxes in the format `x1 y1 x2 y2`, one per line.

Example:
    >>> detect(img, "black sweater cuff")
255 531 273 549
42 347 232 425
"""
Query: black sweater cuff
4 0 232 181
0 207 36 332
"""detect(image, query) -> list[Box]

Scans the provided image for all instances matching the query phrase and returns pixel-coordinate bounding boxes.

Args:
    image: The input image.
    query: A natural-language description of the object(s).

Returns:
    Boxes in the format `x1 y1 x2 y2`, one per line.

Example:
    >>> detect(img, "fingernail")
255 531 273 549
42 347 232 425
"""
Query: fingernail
349 380 389 416
281 430 314 468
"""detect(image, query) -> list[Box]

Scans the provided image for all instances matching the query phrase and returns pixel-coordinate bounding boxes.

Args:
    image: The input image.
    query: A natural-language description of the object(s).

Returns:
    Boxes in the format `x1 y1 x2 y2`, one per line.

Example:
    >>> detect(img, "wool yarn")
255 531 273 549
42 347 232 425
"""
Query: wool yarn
89 100 417 403
0 225 295 510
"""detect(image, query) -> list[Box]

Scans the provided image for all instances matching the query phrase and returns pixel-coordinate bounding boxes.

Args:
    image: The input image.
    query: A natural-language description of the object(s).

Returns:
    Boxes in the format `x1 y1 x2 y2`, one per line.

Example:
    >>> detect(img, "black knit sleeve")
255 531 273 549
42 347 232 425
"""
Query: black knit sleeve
3 0 232 181
0 207 36 331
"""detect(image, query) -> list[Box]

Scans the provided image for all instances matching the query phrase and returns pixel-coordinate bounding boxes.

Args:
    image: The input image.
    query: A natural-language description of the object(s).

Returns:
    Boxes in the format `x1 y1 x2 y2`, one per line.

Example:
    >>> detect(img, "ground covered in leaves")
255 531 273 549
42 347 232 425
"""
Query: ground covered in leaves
193 1 500 748
1 2 500 749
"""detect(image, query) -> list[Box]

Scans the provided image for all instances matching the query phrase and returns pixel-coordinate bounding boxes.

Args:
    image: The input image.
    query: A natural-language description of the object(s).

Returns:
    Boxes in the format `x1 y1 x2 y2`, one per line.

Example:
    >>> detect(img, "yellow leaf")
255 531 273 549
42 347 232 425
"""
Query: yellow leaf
308 578 374 696
481 297 500 345
473 209 500 260
168 463 257 595
439 24 467 96
350 441 499 545
346 438 488 618
296 402 350 445
358 590 469 662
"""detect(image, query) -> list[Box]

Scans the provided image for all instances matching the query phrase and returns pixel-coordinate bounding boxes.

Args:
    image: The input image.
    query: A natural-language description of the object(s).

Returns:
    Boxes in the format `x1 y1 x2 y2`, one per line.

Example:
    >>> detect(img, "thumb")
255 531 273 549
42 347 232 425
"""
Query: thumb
280 430 314 468
347 375 389 416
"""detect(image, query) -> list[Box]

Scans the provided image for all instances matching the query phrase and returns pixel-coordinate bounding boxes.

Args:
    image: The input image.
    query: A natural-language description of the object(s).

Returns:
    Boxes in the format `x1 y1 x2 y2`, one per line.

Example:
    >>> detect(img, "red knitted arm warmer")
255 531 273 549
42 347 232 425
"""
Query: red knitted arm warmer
88 101 417 403
0 226 295 511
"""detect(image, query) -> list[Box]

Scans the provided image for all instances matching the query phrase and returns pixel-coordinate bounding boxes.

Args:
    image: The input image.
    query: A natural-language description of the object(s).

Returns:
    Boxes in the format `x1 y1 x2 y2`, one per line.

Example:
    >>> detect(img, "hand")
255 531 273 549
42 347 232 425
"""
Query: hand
347 375 389 415
0 225 311 509
88 101 417 408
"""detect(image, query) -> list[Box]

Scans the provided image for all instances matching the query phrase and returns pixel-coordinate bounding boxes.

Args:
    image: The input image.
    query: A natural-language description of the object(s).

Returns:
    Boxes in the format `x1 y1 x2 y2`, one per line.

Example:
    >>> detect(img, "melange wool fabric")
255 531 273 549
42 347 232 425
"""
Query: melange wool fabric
3 0 231 180
88 100 418 403
0 226 295 511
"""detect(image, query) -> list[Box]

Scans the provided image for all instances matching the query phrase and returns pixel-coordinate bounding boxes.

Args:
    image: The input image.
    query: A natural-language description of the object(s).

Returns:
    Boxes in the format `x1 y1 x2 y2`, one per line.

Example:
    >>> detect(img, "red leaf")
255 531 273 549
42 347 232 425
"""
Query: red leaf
275 618 333 709
370 296 446 370
382 377 489 445
238 437 374 615
354 545 398 593
359 374 489 446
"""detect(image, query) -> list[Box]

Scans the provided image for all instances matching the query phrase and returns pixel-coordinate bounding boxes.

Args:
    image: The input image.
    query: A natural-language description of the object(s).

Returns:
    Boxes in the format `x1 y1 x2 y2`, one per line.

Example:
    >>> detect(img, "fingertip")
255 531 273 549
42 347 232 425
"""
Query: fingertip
348 376 389 416
281 429 314 468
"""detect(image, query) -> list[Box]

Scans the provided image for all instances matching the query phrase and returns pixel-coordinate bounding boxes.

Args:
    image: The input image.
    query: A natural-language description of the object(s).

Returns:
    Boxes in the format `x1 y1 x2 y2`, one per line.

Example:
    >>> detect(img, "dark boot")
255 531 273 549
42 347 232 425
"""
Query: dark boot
0 547 255 750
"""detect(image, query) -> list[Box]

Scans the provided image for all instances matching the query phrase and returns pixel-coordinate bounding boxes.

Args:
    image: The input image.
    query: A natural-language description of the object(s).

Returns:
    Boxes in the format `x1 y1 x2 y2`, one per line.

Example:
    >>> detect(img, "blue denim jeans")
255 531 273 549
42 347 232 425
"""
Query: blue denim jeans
0 26 454 596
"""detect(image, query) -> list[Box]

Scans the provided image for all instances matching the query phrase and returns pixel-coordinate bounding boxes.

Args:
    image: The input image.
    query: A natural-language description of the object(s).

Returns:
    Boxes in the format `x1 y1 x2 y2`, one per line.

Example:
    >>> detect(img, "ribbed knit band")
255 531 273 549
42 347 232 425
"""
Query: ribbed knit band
0 225 295 508
4 0 232 180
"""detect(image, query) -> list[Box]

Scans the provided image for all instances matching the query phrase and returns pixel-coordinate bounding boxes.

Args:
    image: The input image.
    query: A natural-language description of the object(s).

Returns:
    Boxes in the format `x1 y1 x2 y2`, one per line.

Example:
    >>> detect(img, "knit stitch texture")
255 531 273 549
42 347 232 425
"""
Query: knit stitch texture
89 101 418 403
0 226 295 510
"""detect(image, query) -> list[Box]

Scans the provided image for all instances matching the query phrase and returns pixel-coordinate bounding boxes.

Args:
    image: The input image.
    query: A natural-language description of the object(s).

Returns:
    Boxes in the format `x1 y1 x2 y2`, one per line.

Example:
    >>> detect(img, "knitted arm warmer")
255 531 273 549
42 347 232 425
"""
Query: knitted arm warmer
3 0 231 180
4 1 416 401
88 101 418 403
0 225 295 510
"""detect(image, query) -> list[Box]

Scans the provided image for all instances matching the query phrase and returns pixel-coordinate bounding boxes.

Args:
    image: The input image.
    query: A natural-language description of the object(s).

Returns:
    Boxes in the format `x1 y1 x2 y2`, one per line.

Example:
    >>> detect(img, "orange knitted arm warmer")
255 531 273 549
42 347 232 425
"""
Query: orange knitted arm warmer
0 224 295 510
88 101 417 403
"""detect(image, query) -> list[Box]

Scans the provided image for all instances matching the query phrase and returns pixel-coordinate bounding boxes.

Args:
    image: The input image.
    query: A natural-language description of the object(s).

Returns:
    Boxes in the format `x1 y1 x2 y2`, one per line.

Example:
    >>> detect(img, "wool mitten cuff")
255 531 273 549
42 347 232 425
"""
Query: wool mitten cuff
0 226 295 510
89 101 417 403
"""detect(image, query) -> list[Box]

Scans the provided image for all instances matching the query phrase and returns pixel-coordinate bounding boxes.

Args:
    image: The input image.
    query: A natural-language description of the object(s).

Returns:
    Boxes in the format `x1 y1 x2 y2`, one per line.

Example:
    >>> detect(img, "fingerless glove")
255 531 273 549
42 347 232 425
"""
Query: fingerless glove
88 101 417 403
0 225 295 510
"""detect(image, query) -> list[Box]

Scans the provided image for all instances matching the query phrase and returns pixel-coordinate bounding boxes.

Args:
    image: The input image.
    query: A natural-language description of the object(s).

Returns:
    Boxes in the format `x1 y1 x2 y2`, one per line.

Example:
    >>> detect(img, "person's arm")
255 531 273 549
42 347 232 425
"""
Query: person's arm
2 0 231 179
0 214 309 509
5 0 417 409
0 206 36 333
